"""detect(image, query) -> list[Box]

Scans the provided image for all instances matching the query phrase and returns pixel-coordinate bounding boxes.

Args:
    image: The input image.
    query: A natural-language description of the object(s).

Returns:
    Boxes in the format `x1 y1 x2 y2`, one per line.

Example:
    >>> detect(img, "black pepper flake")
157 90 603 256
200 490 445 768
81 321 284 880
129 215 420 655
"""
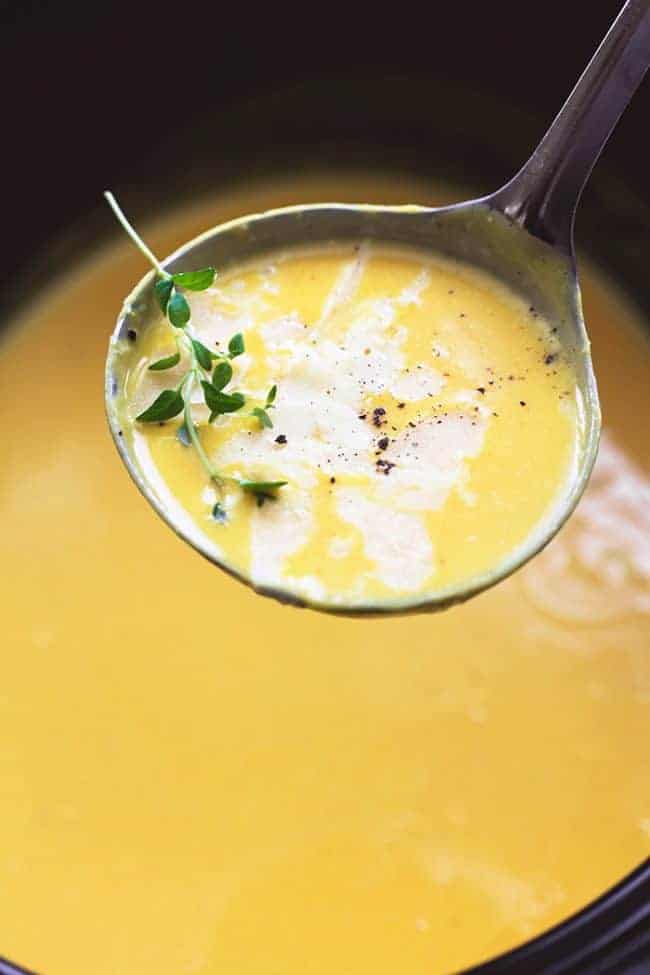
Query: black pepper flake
372 407 387 427
275 434 287 444
127 329 137 342
118 430 123 437
397 402 405 409
408 421 416 428
376 459 395 476
330 476 336 484
377 436 389 451
358 413 367 421
476 387 486 394
520 400 527 406
544 353 558 365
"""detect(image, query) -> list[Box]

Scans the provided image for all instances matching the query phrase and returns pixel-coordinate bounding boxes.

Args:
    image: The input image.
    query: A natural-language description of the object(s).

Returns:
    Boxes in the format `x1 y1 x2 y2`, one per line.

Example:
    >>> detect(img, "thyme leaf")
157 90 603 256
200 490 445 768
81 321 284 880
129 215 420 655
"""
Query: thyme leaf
154 278 174 313
201 382 245 417
136 389 185 422
167 290 191 328
211 360 233 391
172 267 216 291
191 338 215 371
228 332 245 358
239 479 288 506
148 351 181 371
251 406 273 429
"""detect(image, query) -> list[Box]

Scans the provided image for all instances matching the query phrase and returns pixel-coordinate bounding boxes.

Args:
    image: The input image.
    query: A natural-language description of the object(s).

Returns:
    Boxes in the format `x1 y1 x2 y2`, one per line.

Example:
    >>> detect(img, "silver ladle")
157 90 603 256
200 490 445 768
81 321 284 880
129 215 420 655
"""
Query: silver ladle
106 0 650 614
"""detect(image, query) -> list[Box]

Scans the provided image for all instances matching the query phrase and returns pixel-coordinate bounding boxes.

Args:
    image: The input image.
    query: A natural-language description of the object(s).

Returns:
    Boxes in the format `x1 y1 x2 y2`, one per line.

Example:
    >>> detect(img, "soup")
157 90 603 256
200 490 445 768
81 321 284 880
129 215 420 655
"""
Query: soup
0 174 648 974
117 243 581 609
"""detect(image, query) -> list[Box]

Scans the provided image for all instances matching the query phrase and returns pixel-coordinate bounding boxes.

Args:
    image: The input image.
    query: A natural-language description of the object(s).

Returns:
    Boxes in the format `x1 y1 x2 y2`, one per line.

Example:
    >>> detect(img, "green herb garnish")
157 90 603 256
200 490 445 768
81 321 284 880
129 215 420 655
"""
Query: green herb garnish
191 338 216 371
154 278 174 312
148 351 181 372
136 389 185 423
239 479 288 506
201 384 246 421
250 384 278 429
228 332 245 358
167 290 191 328
211 360 233 391
251 406 273 429
105 191 287 508
172 268 216 291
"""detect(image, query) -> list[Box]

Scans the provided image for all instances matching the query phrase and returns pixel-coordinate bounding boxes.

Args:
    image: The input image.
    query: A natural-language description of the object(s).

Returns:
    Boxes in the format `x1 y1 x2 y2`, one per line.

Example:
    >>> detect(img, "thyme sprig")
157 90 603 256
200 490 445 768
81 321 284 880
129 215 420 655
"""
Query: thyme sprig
105 192 286 509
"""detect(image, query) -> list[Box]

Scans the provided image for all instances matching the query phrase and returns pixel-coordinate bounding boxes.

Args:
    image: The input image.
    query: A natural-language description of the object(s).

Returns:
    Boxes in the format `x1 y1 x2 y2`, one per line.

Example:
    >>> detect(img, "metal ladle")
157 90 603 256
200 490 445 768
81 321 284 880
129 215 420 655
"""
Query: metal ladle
106 0 650 614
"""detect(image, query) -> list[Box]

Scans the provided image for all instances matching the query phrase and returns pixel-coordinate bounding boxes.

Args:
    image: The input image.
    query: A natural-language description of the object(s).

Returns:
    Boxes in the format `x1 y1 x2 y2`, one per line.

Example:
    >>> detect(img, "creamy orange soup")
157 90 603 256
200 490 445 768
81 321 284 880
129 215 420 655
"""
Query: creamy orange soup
117 243 581 609
0 175 648 975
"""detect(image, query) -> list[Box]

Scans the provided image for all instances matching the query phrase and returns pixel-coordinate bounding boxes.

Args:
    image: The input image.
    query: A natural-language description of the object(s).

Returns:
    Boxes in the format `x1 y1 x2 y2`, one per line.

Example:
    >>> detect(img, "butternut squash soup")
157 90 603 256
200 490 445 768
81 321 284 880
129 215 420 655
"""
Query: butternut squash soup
0 175 648 975
115 243 582 610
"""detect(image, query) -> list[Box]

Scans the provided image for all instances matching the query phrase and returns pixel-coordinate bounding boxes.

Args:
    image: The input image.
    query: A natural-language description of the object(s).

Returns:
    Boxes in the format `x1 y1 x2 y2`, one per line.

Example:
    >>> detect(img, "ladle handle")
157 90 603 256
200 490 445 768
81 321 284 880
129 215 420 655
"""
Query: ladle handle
492 0 650 250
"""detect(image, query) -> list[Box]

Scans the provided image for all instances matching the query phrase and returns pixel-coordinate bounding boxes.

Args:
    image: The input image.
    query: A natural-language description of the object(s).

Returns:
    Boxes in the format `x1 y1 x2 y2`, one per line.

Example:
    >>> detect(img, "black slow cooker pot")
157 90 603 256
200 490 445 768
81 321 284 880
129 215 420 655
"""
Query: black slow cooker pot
0 1 648 972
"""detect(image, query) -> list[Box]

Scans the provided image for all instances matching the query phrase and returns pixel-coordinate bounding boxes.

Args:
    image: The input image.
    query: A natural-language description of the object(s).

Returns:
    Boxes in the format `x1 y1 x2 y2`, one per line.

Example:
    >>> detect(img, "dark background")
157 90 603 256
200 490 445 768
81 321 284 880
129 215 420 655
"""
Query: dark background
1 0 649 299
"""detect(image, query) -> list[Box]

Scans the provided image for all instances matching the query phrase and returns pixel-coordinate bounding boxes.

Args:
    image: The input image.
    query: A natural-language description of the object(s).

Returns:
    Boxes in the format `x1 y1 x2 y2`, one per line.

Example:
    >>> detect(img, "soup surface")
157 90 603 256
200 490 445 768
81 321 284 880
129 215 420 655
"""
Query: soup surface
0 175 648 975
118 244 581 609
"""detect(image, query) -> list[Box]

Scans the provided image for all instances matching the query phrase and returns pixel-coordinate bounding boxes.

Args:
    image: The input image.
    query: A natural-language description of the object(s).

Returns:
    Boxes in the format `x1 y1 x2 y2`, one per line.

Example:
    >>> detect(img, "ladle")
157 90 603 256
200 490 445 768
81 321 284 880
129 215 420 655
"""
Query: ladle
106 0 650 614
